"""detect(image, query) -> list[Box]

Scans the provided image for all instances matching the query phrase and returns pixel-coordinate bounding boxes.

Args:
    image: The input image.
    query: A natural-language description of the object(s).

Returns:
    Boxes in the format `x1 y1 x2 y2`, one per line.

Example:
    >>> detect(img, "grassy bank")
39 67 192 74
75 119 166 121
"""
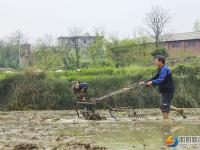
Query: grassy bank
0 64 199 110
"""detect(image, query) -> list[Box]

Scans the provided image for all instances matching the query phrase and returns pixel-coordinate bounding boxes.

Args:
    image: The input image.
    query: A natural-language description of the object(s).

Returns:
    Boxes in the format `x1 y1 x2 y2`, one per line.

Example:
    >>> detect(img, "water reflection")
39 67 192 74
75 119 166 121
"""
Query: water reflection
161 121 183 149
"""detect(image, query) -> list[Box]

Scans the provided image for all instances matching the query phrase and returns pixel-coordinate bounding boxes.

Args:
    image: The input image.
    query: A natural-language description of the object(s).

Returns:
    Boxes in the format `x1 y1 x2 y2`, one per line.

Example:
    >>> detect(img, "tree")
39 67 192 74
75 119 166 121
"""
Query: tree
108 33 120 47
193 19 200 32
88 27 105 67
135 28 152 47
0 42 6 68
105 33 120 61
145 6 172 48
68 27 83 69
0 31 29 69
59 45 75 70
0 30 29 69
151 47 168 58
9 30 29 67
36 34 53 71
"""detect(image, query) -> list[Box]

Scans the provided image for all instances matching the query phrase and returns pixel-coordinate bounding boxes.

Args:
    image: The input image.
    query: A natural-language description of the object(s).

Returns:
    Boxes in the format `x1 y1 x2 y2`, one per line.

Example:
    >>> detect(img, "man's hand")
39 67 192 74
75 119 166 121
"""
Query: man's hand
146 81 153 86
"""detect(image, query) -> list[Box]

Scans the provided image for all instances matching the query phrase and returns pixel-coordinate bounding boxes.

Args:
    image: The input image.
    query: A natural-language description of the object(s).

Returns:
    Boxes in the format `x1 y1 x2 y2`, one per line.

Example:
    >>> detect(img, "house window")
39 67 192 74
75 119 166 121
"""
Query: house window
171 41 180 47
83 40 87 44
188 41 196 47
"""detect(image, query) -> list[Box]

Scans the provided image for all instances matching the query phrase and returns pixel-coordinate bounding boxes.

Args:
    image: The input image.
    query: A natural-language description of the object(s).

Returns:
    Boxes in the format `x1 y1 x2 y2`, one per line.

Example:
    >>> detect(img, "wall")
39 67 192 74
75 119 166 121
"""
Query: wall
165 39 200 57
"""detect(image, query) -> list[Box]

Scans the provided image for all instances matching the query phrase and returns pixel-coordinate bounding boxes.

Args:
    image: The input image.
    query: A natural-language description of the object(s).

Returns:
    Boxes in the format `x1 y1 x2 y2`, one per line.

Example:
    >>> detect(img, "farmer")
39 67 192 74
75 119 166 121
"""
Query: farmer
140 55 186 120
72 81 89 102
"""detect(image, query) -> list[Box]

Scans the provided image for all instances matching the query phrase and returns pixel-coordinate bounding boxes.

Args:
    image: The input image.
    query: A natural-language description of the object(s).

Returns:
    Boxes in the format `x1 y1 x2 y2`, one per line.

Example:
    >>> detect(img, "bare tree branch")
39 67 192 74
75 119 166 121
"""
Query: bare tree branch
145 6 172 48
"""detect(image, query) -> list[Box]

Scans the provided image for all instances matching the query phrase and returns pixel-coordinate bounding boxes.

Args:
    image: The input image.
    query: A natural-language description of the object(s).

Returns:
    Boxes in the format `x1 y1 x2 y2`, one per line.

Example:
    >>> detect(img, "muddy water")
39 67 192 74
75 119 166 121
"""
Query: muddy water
0 108 200 150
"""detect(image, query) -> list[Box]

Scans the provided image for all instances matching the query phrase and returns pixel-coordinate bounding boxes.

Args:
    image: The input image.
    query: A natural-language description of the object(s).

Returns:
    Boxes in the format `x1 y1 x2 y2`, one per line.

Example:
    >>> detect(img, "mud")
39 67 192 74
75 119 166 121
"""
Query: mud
0 108 200 150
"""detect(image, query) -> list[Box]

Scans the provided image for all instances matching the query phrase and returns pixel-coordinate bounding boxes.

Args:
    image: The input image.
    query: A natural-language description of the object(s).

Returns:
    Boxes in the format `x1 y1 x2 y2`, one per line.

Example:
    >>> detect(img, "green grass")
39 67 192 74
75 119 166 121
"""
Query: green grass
0 72 15 80
2 64 200 82
49 66 156 82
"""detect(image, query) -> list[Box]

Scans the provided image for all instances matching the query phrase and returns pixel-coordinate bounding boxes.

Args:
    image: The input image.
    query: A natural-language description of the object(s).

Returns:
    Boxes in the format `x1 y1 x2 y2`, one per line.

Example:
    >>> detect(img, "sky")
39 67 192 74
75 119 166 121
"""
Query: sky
0 0 200 43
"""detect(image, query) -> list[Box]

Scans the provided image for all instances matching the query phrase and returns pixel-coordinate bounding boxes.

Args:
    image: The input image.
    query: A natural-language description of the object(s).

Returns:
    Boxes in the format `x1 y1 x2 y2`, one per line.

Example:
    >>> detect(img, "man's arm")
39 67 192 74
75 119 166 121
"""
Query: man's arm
151 67 167 85
144 71 159 83
139 70 159 85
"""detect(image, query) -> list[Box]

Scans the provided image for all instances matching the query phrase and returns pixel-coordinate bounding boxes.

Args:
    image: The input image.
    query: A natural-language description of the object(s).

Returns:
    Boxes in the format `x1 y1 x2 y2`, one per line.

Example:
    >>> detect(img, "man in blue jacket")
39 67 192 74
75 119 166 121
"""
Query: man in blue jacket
142 55 185 120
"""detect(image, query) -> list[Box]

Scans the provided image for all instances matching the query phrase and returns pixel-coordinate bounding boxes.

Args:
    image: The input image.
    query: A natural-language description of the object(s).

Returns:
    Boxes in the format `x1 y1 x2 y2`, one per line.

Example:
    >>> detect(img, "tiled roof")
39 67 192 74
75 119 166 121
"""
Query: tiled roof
164 32 200 41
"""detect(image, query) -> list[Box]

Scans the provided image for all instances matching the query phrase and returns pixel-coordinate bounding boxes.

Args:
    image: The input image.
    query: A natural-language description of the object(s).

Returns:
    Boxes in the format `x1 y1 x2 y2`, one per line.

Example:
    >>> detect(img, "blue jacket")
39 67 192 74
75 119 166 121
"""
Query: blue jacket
79 82 89 89
147 65 174 93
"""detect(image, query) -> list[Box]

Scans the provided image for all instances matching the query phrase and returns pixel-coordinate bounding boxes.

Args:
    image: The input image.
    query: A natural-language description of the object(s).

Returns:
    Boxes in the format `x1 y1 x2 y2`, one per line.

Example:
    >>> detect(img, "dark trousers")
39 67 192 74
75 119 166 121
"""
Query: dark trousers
160 92 174 113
